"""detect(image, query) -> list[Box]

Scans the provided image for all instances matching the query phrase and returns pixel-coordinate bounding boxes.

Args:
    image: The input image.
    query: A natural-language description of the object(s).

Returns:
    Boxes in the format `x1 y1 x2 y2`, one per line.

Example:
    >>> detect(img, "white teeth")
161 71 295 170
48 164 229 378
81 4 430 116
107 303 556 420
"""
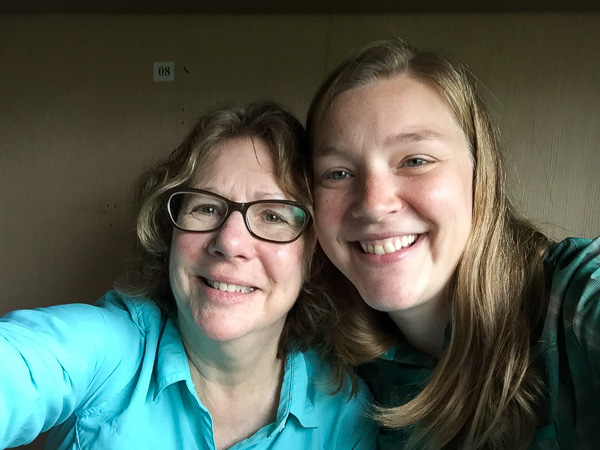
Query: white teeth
394 238 402 250
360 234 418 255
383 242 396 253
205 279 255 293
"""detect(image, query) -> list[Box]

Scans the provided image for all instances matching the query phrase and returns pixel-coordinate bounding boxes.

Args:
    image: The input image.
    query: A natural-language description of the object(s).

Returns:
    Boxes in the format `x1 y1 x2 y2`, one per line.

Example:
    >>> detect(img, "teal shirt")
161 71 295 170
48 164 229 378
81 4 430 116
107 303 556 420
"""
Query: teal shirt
0 291 377 449
359 237 600 449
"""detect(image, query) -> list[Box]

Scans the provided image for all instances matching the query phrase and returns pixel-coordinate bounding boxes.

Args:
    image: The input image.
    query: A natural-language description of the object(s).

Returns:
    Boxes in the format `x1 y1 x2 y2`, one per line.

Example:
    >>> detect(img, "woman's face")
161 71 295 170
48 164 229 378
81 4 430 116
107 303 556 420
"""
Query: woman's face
169 137 305 343
312 75 473 316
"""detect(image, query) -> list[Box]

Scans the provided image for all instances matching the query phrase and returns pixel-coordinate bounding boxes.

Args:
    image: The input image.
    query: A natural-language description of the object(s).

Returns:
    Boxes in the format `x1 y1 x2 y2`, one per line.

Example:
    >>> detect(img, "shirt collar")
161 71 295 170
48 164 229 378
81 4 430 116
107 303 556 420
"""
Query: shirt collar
154 315 191 400
380 323 451 367
380 338 438 368
153 322 321 433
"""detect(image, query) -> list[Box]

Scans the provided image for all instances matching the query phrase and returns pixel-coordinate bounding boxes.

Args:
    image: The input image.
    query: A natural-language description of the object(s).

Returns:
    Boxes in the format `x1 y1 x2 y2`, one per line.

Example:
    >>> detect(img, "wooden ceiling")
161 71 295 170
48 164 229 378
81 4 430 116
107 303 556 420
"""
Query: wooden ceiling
2 0 600 14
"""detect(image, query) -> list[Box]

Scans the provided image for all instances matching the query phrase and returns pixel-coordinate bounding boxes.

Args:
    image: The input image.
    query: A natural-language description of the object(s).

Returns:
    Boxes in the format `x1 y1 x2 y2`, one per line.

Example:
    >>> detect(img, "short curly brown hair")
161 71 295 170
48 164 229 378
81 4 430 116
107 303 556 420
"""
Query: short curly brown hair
120 101 322 357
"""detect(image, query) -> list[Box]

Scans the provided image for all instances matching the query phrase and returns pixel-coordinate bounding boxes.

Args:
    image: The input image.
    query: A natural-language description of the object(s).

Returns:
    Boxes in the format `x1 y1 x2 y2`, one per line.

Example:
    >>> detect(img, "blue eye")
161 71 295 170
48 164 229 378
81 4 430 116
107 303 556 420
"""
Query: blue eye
326 170 351 180
404 158 428 168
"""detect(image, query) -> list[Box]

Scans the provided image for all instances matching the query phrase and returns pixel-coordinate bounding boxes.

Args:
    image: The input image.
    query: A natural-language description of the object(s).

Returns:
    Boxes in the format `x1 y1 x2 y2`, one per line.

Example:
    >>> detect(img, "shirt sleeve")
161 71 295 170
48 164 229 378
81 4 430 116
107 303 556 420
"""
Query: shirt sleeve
0 291 144 447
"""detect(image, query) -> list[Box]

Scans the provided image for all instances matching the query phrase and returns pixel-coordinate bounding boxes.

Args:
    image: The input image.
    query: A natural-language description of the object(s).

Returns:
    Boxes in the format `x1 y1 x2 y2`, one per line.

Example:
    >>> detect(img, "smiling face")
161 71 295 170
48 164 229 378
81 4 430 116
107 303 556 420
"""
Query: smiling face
169 137 305 344
312 75 473 318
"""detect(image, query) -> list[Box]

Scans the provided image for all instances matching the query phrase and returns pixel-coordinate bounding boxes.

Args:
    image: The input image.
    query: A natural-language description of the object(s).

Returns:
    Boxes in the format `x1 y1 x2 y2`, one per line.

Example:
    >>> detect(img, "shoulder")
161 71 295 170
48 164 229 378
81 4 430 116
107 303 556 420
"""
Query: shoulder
545 237 600 316
2 289 161 336
95 289 163 335
294 349 378 448
546 237 600 270
544 237 600 375
540 238 600 450
301 348 375 402
0 291 166 447
545 237 600 282
92 291 166 374
1 290 165 389
300 349 357 398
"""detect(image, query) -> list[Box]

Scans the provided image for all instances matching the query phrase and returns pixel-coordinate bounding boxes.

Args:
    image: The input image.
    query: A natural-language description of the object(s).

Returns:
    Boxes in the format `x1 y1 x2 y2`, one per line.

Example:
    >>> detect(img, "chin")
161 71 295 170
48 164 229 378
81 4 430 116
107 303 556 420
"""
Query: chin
198 324 249 343
190 311 247 341
360 287 423 313
364 298 416 313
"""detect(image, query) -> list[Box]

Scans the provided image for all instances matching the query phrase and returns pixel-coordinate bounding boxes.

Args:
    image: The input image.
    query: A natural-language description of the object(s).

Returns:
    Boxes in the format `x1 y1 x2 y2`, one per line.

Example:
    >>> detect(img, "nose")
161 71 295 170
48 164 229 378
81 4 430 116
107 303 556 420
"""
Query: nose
351 172 402 222
207 211 254 260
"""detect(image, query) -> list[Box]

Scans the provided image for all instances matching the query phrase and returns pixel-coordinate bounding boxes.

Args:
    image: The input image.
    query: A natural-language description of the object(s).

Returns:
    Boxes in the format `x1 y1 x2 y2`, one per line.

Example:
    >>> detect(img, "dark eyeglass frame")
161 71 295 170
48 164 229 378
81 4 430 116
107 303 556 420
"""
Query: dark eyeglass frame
165 187 312 244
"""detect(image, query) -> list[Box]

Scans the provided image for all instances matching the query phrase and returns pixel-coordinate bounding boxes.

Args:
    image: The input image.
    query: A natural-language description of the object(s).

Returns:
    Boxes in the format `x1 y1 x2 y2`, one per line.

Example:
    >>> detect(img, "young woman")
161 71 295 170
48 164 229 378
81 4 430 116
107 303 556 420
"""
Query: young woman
307 40 600 449
0 101 377 449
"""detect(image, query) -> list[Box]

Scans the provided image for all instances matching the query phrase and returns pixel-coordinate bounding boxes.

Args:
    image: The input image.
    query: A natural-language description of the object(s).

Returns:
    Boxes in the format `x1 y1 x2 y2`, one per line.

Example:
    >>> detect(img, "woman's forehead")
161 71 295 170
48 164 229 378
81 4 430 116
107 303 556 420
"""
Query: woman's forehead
314 76 465 151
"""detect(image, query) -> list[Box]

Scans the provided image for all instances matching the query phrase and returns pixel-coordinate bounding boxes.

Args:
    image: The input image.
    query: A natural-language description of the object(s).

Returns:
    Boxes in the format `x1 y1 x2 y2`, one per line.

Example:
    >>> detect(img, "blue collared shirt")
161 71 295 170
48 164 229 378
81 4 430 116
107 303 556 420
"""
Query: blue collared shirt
0 291 377 449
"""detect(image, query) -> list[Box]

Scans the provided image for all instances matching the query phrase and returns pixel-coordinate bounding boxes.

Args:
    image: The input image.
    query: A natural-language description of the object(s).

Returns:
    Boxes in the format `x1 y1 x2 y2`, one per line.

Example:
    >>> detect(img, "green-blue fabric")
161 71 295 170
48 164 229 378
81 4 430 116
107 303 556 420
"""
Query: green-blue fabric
0 291 377 449
358 237 600 449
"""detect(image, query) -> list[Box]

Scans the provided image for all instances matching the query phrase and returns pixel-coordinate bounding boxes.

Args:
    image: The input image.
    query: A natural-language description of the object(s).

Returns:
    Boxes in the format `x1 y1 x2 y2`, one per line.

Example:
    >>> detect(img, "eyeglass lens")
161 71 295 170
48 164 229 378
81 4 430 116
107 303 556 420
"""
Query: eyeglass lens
168 192 307 242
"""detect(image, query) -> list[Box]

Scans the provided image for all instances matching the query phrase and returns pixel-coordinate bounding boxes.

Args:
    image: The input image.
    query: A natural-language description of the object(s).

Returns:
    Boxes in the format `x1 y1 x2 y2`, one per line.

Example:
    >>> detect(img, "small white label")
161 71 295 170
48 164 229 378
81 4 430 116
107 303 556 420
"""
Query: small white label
153 62 174 81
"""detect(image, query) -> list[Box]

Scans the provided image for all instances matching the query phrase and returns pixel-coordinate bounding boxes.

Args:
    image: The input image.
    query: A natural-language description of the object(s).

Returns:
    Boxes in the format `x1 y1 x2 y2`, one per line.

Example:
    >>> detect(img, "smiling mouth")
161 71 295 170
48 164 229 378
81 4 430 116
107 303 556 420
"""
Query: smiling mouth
358 234 419 255
202 278 256 293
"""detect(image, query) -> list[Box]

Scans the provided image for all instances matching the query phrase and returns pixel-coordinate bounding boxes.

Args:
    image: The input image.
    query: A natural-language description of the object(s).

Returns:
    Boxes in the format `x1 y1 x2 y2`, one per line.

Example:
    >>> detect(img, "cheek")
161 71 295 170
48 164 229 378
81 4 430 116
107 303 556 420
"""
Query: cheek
420 169 473 232
169 232 207 277
314 189 345 237
278 245 304 270
272 246 302 263
269 245 305 286
172 232 205 260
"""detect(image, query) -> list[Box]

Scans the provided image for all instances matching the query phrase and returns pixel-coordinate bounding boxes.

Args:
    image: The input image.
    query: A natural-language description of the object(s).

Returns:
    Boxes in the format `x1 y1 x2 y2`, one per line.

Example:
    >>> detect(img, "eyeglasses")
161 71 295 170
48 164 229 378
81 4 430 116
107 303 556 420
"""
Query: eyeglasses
166 188 311 243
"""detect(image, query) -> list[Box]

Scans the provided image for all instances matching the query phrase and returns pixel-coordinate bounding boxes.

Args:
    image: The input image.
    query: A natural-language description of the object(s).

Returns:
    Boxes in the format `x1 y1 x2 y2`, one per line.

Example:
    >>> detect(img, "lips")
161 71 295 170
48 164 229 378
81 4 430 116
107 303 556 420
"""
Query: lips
358 234 419 255
202 277 256 293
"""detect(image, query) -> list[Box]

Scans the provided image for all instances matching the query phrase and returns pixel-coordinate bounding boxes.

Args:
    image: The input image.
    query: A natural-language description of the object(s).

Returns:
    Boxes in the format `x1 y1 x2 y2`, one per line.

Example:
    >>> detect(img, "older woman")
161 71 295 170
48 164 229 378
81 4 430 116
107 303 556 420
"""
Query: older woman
307 40 600 449
0 101 377 449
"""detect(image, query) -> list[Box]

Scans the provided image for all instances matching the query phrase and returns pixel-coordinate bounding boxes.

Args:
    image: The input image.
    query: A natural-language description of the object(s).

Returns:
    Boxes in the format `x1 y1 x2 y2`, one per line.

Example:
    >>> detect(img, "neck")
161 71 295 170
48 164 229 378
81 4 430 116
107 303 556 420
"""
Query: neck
177 311 285 449
186 342 283 394
177 311 284 389
388 295 450 357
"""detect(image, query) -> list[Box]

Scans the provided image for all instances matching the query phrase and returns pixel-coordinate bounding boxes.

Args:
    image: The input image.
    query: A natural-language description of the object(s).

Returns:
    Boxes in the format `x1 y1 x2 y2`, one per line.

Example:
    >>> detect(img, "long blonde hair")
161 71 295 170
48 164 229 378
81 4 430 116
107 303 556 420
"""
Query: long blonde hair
307 40 552 448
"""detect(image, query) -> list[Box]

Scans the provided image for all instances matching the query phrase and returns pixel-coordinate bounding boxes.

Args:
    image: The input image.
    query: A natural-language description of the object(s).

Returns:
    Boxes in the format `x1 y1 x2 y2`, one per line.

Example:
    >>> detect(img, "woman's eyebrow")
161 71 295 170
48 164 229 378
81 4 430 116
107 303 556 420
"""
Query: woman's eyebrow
384 130 444 146
315 130 445 158
312 145 347 159
188 186 285 200
252 191 287 200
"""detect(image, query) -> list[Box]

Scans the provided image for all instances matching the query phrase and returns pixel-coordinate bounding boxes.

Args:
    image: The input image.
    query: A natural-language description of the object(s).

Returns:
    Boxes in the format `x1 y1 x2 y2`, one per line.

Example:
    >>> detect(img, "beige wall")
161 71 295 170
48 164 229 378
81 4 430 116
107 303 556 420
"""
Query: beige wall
1 13 599 448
